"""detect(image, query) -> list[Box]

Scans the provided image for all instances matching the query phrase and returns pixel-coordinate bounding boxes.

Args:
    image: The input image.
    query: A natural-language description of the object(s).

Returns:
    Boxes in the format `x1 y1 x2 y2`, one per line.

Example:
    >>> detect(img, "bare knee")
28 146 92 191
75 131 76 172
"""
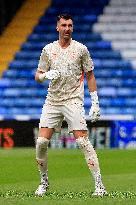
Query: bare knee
36 137 49 160
39 127 54 140
73 130 88 139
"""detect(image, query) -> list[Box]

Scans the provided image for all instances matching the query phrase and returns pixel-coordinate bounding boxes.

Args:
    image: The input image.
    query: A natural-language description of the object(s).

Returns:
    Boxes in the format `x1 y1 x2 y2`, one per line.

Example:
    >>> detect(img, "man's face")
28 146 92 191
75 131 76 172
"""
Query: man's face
56 18 73 40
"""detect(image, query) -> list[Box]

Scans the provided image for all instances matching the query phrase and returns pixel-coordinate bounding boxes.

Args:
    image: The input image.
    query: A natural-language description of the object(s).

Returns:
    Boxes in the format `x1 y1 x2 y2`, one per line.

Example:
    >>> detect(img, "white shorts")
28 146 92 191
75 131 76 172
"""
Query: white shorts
39 100 87 132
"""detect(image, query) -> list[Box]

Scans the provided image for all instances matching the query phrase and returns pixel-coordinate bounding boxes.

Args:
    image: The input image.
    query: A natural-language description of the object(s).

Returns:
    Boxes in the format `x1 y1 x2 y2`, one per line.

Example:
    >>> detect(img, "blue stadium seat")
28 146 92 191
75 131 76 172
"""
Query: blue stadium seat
91 51 121 59
21 42 45 51
84 97 91 108
99 87 117 97
15 51 40 60
3 69 35 79
117 88 136 96
9 60 38 69
86 41 111 50
0 79 11 88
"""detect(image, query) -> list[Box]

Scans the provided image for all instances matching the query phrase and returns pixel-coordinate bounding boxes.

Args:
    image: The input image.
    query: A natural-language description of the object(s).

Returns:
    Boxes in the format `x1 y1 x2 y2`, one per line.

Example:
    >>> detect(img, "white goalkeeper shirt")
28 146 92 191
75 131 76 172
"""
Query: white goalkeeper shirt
37 39 94 105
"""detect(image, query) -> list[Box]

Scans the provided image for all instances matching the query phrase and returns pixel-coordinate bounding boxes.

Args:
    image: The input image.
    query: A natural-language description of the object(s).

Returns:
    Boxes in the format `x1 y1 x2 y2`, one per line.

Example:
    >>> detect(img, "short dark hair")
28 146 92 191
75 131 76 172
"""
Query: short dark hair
57 14 73 22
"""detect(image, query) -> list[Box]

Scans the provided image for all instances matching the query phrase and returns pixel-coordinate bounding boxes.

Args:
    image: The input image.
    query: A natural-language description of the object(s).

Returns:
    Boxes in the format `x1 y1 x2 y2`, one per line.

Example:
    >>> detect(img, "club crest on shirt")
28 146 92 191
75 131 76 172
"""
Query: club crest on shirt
51 53 57 60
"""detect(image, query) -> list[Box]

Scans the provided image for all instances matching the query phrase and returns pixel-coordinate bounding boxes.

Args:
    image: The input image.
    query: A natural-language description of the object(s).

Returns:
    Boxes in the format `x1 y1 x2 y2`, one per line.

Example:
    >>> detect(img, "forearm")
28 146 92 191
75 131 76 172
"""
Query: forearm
86 71 97 92
86 71 100 122
86 71 99 105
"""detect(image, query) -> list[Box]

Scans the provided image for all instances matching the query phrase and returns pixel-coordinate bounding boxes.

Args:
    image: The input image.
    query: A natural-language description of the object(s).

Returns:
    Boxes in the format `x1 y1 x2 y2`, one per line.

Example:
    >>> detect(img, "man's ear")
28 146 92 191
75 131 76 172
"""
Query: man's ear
56 26 59 31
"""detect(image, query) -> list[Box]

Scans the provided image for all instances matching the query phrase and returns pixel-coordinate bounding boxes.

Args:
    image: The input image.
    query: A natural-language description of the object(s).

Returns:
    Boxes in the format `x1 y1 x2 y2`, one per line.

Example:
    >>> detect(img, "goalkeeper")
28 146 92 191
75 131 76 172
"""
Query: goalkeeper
34 13 107 197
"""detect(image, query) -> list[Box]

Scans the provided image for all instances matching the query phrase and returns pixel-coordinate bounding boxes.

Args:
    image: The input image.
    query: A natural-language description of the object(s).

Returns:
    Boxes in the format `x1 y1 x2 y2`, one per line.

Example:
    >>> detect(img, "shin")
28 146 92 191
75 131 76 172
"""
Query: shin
76 136 104 189
36 137 49 181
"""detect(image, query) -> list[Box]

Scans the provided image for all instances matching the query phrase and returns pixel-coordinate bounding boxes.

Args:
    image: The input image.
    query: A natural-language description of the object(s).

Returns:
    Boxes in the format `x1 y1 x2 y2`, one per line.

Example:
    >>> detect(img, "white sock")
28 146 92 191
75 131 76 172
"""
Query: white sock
36 137 49 182
76 137 103 189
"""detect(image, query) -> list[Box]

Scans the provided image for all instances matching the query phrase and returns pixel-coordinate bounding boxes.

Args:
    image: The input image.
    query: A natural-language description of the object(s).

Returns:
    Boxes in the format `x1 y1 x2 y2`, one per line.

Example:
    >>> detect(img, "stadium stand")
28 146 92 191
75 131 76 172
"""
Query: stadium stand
92 0 136 116
0 0 136 119
0 0 51 76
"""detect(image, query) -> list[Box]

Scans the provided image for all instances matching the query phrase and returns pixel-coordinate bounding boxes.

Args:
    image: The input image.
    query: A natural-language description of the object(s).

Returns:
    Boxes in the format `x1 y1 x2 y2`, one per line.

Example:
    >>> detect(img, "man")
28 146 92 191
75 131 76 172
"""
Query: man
35 13 107 197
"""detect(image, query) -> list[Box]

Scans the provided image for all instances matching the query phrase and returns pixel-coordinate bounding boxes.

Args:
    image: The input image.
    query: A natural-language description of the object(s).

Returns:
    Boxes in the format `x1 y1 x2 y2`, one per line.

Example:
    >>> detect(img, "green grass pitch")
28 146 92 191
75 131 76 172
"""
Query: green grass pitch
0 148 136 205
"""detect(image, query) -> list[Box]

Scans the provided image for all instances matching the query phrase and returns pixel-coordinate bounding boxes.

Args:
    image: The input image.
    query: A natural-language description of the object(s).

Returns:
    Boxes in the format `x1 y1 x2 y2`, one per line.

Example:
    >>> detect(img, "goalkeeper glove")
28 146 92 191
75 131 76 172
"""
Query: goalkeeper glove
89 91 100 122
39 70 60 82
